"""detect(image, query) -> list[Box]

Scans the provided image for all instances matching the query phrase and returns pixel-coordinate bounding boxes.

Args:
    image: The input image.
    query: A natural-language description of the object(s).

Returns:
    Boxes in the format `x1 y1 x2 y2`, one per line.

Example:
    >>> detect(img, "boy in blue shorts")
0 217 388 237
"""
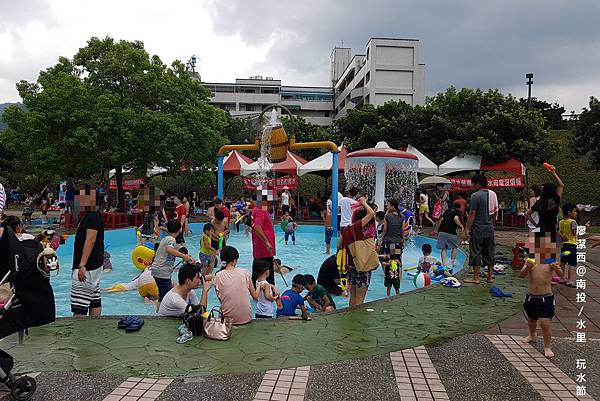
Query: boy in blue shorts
276 274 310 320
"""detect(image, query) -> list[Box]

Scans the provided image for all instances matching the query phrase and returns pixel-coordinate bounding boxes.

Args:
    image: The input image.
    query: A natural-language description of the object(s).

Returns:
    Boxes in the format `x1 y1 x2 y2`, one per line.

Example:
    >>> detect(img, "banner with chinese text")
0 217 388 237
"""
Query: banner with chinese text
243 176 298 191
109 179 144 190
449 175 524 192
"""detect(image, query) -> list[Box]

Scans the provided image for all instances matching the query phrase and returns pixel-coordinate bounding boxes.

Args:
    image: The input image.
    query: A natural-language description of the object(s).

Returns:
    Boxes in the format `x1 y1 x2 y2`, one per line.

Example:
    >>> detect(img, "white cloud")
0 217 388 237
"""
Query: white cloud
1 0 599 115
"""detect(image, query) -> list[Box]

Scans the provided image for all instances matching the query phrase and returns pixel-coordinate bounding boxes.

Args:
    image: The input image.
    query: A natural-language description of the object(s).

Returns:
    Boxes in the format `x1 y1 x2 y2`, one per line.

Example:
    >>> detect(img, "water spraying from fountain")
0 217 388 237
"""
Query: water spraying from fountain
345 141 418 213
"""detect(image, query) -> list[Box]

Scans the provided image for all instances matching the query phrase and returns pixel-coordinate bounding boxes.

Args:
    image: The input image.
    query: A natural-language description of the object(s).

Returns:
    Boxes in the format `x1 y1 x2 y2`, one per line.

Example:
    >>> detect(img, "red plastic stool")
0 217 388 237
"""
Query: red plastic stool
512 241 526 268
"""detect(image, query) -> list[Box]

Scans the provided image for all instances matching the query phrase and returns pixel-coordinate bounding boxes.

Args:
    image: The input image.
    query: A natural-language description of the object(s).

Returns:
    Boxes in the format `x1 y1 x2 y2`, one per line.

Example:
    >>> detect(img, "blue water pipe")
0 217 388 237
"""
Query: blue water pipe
217 155 224 199
331 151 339 238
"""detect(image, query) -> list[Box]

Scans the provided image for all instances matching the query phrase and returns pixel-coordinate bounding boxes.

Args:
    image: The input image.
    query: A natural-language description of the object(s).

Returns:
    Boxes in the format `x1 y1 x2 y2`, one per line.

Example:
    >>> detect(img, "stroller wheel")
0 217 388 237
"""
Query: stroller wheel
10 376 36 401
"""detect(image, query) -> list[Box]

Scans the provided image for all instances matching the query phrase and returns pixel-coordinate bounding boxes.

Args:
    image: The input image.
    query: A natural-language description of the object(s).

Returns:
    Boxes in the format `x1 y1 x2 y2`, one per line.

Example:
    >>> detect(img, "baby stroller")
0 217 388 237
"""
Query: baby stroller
0 226 58 400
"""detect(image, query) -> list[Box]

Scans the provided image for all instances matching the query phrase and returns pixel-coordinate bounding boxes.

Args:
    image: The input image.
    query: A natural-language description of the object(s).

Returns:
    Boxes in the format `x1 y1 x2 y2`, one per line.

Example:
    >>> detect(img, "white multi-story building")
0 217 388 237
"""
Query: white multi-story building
203 37 425 126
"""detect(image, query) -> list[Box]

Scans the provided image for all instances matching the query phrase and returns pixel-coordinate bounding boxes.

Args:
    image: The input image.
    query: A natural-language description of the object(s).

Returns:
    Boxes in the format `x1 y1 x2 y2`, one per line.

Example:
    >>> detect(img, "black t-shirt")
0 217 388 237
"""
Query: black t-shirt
72 211 105 270
532 198 559 232
317 255 340 287
439 209 460 234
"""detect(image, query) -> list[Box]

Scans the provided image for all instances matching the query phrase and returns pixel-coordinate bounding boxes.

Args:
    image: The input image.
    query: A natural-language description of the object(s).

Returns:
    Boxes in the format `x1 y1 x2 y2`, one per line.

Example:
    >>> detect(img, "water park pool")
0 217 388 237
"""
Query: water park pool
53 223 466 317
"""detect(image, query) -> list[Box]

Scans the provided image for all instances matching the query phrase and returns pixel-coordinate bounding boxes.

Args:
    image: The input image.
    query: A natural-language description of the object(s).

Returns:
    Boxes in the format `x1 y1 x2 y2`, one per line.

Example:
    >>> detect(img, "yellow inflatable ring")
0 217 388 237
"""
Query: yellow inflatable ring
131 246 155 271
138 282 159 299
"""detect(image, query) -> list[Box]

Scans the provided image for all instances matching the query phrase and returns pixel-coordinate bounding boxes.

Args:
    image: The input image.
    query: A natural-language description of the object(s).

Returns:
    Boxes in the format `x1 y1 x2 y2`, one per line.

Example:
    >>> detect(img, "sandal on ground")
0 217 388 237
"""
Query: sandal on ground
118 316 139 329
490 286 512 297
125 318 145 332
176 331 193 344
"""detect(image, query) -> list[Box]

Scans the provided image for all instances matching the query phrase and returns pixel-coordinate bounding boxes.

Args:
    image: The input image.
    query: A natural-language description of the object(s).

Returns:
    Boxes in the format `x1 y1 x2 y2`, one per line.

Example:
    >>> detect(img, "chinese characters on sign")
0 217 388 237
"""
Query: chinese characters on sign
448 175 524 191
574 225 587 397
108 179 144 191
243 176 298 191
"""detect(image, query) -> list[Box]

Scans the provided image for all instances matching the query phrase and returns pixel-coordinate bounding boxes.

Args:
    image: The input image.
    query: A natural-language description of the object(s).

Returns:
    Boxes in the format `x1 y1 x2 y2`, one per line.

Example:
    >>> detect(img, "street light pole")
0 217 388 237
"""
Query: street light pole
526 73 534 109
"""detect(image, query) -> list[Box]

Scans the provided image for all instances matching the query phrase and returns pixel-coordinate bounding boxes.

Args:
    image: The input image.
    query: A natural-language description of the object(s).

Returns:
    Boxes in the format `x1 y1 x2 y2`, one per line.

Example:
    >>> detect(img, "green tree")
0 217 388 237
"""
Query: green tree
573 96 600 169
334 87 549 165
518 97 566 129
1 36 227 209
282 115 340 160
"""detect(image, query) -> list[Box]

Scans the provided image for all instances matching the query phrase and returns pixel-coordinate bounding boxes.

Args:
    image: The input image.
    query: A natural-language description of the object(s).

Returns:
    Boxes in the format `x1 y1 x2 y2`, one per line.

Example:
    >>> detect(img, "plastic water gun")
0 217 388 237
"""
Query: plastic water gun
218 233 224 250
526 251 570 267
543 162 555 173
339 278 349 298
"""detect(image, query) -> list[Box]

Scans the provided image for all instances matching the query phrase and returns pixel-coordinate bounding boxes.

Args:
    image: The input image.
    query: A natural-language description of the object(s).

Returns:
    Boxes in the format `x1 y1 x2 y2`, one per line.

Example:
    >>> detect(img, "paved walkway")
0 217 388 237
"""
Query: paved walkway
3 335 597 401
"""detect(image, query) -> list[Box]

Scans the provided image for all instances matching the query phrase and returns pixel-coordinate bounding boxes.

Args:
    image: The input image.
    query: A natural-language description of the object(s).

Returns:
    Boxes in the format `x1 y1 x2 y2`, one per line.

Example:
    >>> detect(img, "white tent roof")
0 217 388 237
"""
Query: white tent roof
297 144 345 176
438 155 482 175
406 144 439 175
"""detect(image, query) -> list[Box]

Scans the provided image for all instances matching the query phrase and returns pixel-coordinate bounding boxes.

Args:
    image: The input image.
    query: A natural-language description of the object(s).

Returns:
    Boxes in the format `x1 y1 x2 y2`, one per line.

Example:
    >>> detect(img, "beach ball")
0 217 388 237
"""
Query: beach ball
413 272 431 289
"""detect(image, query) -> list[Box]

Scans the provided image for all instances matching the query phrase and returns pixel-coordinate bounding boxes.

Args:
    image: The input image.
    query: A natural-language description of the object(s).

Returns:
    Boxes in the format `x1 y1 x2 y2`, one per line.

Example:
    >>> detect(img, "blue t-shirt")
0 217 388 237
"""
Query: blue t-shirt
277 289 304 317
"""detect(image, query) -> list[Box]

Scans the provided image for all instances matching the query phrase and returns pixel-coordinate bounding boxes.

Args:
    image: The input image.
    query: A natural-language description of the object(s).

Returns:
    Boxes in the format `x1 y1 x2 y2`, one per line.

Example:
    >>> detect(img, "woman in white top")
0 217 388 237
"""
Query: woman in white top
2 216 35 241
526 185 541 231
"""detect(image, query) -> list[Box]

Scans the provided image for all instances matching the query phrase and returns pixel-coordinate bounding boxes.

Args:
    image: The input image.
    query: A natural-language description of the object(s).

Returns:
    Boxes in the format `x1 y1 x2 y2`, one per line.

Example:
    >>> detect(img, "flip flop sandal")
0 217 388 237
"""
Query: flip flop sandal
118 316 137 329
125 318 145 332
176 331 193 344
490 286 512 297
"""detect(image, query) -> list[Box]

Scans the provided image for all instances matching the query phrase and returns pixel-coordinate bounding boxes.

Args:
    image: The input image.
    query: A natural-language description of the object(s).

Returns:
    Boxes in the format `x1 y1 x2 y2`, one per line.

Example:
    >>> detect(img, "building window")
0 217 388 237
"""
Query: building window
241 104 256 112
365 71 370 84
324 112 330 117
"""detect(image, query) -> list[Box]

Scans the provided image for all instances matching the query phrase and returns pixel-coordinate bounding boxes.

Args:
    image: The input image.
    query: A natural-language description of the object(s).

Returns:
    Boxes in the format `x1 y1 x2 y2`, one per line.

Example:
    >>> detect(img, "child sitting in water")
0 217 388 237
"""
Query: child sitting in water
276 274 310 320
417 243 451 278
254 264 280 319
199 223 218 275
303 274 335 312
519 231 563 358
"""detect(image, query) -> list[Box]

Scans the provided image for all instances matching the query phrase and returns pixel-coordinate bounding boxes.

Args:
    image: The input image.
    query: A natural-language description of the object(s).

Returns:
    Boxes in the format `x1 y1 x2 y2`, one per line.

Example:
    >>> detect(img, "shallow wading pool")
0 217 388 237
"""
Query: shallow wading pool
53 223 466 317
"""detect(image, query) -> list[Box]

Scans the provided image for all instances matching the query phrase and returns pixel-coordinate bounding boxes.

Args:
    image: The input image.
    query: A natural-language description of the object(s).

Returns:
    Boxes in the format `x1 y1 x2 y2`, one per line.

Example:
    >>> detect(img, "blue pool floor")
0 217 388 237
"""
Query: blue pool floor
53 223 466 317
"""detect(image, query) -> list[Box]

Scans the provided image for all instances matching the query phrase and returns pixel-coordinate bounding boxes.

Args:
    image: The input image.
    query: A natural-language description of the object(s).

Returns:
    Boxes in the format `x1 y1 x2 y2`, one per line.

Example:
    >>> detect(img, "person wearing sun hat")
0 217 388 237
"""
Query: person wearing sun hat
281 186 291 215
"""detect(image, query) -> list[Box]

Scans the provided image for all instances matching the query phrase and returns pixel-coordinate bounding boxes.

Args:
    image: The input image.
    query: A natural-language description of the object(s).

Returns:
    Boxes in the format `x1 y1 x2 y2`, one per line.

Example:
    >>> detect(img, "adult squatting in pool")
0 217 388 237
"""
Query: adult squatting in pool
102 242 159 300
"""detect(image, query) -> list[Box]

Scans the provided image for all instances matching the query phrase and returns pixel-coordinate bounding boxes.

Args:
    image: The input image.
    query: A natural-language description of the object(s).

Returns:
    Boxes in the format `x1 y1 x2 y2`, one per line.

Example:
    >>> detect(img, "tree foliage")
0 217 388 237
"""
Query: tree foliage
518 97 566 130
573 96 600 169
1 36 227 207
335 87 550 165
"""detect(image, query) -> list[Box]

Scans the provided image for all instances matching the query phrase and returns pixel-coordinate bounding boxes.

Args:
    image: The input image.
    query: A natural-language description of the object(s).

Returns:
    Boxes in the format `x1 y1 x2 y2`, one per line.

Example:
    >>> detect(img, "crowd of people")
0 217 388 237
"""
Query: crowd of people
2 165 600 358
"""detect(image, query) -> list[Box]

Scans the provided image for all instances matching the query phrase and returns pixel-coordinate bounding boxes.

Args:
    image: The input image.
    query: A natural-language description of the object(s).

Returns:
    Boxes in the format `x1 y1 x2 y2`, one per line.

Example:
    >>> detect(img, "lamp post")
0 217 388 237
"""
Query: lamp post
526 73 534 109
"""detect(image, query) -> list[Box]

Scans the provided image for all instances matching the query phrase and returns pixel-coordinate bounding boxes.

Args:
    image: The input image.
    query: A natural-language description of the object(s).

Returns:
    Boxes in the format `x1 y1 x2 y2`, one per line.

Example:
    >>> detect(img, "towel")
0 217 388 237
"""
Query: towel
488 189 499 218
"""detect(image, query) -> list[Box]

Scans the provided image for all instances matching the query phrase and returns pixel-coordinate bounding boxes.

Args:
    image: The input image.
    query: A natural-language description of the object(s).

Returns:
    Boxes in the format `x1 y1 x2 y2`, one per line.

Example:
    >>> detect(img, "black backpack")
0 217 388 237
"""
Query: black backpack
183 304 205 336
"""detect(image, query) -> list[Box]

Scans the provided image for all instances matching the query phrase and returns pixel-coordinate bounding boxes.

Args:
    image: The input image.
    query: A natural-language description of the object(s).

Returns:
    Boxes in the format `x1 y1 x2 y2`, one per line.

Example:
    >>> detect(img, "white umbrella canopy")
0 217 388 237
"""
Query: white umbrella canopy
406 144 439 175
297 143 347 177
438 155 482 175
418 176 451 186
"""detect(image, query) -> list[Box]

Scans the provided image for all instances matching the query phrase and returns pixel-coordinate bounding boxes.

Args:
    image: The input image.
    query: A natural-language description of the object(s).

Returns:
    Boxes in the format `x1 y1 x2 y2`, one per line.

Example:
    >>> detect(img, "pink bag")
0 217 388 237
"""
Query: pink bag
203 307 233 341
432 200 443 220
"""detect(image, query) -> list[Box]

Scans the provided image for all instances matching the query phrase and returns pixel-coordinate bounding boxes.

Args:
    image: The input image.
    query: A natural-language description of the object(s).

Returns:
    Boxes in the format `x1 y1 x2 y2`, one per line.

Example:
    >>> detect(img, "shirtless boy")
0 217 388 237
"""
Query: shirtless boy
210 209 229 250
519 231 563 358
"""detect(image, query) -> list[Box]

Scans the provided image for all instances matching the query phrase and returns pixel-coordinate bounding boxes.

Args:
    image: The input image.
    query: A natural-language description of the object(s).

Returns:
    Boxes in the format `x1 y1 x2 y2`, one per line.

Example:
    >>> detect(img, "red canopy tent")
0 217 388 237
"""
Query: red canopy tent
242 151 307 176
222 150 254 176
448 158 526 192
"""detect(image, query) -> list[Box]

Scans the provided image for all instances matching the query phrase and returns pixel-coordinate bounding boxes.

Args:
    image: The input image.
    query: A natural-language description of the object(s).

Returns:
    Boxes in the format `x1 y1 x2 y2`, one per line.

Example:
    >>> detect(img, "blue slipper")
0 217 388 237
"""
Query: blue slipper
118 316 138 329
490 286 512 297
125 318 144 332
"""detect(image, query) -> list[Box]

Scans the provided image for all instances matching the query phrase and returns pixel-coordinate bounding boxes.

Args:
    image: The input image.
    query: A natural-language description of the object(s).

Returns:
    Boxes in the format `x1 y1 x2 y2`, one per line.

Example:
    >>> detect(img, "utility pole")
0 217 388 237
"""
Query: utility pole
526 73 534 109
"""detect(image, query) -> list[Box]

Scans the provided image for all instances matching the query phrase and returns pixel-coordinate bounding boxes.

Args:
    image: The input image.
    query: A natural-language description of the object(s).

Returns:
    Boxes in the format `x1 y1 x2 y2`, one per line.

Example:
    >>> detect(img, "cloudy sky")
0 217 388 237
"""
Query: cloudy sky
1 0 598 112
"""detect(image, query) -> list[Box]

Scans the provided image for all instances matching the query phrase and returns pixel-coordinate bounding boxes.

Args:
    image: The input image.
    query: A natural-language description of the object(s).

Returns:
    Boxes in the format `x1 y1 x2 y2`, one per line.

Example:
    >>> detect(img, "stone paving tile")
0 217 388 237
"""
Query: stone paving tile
253 367 310 401
305 354 398 401
102 377 173 401
486 335 596 401
390 347 450 401
0 371 125 401
428 334 543 401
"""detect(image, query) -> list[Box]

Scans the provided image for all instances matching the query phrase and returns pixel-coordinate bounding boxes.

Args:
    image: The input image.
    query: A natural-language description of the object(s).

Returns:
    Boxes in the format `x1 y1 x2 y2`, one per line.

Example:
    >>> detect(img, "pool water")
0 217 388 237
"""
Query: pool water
53 223 466 317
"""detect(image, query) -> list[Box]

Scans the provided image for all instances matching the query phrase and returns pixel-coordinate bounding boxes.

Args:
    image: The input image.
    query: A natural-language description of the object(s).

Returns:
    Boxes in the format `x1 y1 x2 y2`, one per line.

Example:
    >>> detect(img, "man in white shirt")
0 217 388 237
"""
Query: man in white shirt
158 263 211 317
339 187 359 230
281 187 290 214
